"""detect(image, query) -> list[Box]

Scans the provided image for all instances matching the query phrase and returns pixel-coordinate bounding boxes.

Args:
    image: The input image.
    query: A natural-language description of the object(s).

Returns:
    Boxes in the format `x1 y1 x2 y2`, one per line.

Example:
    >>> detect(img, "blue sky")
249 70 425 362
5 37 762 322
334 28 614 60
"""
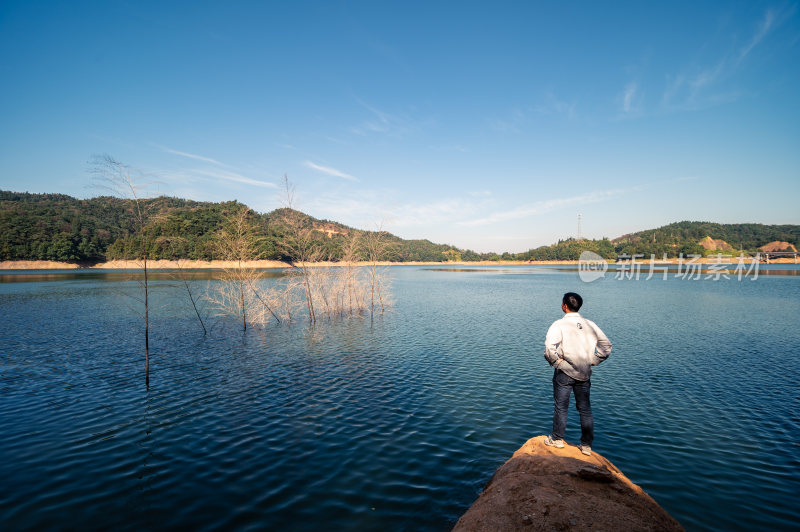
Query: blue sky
1 1 798 252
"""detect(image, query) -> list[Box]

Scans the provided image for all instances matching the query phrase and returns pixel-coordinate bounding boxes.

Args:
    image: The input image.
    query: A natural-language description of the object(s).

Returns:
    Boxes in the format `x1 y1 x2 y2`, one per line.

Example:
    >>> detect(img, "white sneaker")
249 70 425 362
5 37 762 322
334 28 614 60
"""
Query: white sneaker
544 435 564 448
579 444 592 456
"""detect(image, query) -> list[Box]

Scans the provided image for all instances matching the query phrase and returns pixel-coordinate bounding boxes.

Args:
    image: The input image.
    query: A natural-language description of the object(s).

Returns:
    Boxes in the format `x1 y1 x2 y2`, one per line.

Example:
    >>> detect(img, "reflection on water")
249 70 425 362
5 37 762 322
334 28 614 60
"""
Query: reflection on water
421 268 486 272
422 265 800 276
0 265 798 531
3 264 798 284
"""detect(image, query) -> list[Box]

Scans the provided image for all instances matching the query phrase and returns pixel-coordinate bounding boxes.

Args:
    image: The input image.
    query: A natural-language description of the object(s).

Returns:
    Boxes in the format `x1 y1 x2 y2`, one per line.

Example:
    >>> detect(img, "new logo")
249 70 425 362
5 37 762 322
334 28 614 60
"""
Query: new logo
578 251 608 283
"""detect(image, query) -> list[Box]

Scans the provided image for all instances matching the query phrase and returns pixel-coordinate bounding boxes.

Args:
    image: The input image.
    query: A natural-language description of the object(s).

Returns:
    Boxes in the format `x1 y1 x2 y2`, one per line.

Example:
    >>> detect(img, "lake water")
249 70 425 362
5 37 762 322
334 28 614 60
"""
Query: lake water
1 265 798 531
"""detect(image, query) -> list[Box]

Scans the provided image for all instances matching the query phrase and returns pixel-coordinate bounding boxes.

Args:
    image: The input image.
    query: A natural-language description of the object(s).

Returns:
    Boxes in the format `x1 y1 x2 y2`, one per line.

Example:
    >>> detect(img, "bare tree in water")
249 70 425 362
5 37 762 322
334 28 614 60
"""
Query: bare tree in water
213 203 281 330
272 178 394 323
161 237 207 335
362 222 393 320
91 154 157 388
337 231 363 317
277 176 323 323
206 177 393 327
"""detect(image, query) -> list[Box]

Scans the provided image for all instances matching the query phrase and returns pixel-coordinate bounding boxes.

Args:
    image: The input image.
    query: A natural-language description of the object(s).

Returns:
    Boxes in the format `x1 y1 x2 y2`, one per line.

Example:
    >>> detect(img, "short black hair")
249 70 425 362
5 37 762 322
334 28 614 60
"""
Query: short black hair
563 292 583 312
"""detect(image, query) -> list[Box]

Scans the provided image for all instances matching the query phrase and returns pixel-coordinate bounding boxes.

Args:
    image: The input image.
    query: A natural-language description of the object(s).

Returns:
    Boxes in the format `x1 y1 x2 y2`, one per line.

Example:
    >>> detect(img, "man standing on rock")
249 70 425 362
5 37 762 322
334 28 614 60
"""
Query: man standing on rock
543 292 612 456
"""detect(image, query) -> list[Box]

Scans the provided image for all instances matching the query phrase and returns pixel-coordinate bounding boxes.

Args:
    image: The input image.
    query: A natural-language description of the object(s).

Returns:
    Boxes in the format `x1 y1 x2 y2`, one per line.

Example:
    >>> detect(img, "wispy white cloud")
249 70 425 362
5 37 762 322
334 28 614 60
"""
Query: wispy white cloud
349 122 388 135
304 161 358 181
357 98 394 125
468 190 492 198
349 99 395 135
390 198 479 227
459 189 626 227
488 108 525 133
303 189 492 231
429 143 468 153
324 135 351 145
155 144 277 189
622 82 639 113
738 9 777 62
151 143 280 191
491 94 577 132
660 8 784 112
183 168 278 188
159 145 223 165
532 93 577 118
689 61 726 90
349 98 423 137
661 64 742 111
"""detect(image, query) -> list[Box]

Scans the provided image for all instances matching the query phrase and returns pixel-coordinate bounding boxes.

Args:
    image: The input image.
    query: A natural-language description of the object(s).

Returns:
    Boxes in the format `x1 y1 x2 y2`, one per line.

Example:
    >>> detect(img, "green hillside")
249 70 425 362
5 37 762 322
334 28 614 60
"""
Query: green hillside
613 221 800 254
0 190 466 263
2 191 797 263
514 221 800 261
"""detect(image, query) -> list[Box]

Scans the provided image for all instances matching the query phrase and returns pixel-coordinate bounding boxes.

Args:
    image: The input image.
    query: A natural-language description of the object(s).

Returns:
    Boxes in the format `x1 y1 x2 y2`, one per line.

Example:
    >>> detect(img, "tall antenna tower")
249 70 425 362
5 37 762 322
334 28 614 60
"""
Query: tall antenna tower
577 213 583 240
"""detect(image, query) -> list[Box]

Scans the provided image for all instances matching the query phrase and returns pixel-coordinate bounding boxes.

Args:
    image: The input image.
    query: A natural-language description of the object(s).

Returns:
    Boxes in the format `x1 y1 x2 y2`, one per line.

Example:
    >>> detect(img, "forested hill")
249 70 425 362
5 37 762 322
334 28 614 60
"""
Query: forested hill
515 220 800 261
2 190 798 262
0 190 471 263
613 221 800 252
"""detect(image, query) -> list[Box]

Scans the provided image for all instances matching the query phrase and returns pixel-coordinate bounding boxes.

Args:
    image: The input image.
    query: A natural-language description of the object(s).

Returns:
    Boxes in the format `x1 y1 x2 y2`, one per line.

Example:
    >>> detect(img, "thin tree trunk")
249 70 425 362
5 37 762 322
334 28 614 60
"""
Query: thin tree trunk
239 280 246 331
301 262 315 323
247 278 281 324
183 277 206 335
239 259 247 331
144 255 149 389
376 275 385 313
348 270 353 316
173 258 207 335
284 286 293 323
370 267 375 320
319 275 331 317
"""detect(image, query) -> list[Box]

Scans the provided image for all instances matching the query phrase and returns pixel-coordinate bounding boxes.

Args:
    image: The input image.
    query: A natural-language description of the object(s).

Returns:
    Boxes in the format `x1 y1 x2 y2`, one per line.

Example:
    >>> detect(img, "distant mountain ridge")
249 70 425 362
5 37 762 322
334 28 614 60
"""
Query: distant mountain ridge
1 190 798 262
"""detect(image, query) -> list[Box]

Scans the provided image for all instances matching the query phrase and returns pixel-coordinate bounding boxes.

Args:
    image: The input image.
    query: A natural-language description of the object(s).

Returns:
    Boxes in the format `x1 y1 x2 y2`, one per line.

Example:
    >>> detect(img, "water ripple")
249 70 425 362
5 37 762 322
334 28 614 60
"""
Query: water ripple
1 269 798 530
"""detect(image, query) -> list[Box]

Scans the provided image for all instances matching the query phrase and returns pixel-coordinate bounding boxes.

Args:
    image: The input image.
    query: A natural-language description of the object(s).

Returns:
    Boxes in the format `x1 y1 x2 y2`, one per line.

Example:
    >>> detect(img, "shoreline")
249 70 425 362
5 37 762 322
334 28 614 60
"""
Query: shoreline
1 256 796 270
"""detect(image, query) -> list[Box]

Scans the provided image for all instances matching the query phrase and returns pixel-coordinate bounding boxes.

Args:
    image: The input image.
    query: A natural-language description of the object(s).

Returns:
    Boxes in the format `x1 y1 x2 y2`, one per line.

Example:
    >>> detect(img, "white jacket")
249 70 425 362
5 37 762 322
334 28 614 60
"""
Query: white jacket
544 312 611 381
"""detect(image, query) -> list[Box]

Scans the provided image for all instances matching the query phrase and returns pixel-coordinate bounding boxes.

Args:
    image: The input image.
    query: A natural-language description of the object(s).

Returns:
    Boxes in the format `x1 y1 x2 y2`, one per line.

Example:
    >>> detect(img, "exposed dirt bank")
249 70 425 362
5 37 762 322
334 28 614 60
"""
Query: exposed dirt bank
698 236 734 251
759 240 797 252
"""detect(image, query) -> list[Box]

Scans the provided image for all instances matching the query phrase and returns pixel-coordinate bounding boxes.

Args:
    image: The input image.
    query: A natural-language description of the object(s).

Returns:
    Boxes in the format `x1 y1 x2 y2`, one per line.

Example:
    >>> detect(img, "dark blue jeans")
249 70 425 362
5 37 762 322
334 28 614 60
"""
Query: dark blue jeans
551 368 594 446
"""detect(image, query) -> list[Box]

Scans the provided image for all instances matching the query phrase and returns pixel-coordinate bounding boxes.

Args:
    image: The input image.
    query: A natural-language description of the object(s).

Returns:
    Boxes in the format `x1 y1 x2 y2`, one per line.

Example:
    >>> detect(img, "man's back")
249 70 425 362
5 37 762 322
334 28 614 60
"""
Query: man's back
544 312 611 381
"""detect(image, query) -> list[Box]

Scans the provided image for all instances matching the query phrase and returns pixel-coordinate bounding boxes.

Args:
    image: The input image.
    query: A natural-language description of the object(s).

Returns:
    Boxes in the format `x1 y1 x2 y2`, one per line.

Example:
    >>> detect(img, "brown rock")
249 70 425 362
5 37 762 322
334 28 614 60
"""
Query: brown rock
453 436 683 532
574 465 614 483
